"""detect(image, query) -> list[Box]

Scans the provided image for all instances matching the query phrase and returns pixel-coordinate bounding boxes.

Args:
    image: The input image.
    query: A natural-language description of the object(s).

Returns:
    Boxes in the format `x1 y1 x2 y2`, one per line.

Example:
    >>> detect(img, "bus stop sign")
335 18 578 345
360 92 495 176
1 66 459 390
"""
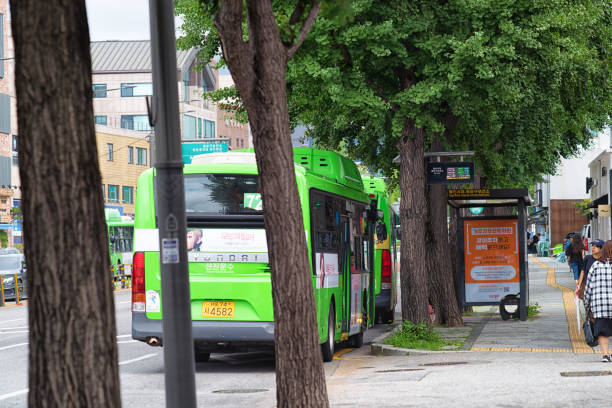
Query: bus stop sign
427 162 474 184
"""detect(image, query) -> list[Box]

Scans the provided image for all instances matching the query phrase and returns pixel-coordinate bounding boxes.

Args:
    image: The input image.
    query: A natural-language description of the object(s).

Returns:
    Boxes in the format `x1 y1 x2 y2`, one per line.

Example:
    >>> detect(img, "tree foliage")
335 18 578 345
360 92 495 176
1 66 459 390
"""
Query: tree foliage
288 0 611 186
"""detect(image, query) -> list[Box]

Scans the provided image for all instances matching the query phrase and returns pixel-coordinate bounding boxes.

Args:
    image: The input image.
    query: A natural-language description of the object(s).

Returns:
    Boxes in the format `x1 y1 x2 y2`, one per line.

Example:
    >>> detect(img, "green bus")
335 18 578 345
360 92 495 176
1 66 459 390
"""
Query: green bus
131 148 377 362
105 208 134 273
362 177 399 323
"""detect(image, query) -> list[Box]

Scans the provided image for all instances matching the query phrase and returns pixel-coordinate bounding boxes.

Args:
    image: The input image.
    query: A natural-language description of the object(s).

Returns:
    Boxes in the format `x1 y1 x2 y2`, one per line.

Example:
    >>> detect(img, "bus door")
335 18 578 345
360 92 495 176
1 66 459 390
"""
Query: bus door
339 216 350 333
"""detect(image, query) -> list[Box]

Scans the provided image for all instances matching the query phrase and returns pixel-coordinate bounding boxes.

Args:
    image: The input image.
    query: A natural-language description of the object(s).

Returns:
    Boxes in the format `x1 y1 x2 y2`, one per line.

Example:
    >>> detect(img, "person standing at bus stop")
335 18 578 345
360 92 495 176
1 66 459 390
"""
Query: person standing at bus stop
576 239 604 299
566 233 584 283
584 240 612 362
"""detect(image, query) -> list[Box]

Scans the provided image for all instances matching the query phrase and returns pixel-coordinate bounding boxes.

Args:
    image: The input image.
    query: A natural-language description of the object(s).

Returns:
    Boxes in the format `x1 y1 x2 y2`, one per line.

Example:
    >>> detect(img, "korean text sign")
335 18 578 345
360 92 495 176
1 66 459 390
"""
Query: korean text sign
464 218 519 303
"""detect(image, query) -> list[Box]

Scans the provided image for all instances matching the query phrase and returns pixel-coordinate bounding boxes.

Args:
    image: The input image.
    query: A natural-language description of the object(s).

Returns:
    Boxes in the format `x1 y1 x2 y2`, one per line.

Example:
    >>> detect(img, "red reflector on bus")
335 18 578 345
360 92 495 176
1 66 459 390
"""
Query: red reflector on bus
381 249 391 287
132 252 145 312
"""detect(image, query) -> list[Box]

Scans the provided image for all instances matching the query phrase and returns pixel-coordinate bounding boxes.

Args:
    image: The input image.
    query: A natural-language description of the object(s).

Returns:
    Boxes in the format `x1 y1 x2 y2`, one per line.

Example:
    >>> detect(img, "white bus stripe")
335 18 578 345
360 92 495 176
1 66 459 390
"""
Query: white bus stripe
134 229 159 252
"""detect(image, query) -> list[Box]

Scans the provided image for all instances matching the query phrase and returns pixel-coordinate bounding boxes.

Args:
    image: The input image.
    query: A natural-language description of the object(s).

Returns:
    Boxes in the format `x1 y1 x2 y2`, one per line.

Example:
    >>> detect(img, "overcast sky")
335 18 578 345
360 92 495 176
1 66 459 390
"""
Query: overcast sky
86 0 151 41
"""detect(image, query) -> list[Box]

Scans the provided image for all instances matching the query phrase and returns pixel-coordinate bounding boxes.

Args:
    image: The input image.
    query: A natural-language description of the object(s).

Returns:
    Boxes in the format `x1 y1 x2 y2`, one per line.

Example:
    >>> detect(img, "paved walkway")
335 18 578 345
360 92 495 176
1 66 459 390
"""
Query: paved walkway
469 255 597 353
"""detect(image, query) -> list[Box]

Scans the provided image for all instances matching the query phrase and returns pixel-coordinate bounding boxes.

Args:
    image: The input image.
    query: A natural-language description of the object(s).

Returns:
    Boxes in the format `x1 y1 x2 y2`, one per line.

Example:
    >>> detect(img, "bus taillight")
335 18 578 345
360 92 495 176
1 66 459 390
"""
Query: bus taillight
132 251 145 312
381 249 392 290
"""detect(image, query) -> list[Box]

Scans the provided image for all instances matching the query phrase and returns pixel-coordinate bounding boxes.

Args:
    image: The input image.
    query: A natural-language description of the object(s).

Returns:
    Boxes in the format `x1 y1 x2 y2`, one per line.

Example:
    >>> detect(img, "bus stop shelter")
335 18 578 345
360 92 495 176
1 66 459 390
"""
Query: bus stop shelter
449 189 532 321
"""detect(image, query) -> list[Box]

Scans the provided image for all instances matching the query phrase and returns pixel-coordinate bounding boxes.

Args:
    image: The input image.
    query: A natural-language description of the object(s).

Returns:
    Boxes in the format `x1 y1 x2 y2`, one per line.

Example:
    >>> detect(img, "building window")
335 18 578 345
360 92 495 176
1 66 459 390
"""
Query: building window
204 119 215 138
122 186 134 204
11 135 17 151
108 185 119 202
12 152 17 166
121 83 153 97
93 84 107 98
0 14 4 78
94 115 107 126
107 143 113 161
121 115 152 131
102 184 106 201
183 114 197 140
128 146 134 164
136 148 147 166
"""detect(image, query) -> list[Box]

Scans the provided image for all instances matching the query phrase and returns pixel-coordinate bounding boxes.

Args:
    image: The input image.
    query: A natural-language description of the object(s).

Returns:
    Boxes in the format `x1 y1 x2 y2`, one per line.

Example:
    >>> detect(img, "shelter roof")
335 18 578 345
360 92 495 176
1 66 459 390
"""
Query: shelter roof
448 188 532 208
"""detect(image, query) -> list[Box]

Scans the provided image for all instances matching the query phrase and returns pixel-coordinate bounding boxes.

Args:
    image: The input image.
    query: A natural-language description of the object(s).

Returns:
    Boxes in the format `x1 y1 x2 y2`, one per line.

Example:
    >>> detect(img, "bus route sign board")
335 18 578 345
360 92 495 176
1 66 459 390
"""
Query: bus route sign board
463 218 520 303
427 162 474 184
182 142 228 164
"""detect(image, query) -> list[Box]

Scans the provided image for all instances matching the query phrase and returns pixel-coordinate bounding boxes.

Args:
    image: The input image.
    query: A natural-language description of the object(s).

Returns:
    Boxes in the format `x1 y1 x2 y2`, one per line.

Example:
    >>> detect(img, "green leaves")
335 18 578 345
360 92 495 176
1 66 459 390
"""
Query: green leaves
286 0 612 188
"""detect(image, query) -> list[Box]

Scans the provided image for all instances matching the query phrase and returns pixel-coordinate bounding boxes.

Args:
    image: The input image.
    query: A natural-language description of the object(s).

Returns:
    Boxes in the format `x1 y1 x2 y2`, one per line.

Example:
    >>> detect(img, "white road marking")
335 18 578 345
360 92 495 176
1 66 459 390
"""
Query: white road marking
118 301 131 304
0 326 28 330
117 340 138 344
0 388 28 401
0 318 25 325
0 342 28 351
116 334 132 338
0 330 29 334
118 353 157 365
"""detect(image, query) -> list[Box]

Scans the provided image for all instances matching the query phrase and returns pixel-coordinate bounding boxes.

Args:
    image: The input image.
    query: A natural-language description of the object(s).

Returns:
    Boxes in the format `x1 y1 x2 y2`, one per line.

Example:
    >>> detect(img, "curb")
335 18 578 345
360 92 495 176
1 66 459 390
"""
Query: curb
370 342 473 356
369 320 473 356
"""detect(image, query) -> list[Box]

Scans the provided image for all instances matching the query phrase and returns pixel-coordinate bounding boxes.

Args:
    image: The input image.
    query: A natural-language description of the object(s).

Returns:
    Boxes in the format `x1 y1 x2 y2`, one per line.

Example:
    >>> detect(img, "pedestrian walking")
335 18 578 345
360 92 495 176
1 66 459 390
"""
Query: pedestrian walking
565 233 584 283
584 240 612 362
576 238 605 299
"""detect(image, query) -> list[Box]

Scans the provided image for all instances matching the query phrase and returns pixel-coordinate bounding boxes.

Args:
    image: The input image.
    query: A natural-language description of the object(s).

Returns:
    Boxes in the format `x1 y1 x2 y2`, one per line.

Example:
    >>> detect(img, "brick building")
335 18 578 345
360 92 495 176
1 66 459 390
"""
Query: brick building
96 127 150 217
216 73 250 150
0 1 18 247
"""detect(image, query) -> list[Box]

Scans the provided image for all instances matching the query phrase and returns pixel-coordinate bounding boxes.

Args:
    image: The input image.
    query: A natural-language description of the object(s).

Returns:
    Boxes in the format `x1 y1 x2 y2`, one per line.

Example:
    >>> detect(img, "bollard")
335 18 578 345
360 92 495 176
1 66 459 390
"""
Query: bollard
0 278 4 307
14 273 21 305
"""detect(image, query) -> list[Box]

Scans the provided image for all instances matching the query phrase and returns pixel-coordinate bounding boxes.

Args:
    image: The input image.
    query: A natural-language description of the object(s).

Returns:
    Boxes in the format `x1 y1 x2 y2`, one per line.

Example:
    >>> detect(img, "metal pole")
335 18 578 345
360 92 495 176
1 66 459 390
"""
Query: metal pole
518 200 527 321
148 1 197 407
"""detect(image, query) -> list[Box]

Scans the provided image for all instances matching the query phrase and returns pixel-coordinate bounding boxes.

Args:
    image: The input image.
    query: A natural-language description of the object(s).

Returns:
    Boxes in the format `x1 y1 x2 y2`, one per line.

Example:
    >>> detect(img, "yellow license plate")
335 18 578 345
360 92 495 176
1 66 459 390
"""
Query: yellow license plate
202 301 235 318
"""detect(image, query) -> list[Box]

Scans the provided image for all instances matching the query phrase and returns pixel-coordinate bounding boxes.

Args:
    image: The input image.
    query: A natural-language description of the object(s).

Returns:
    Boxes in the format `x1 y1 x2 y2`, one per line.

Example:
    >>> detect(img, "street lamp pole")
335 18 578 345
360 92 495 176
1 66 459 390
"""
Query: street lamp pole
148 0 196 407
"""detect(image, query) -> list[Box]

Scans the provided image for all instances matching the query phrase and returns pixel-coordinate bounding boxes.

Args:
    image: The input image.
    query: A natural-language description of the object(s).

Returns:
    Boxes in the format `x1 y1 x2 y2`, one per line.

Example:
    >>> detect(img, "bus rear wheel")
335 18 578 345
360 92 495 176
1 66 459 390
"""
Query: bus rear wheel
321 305 335 362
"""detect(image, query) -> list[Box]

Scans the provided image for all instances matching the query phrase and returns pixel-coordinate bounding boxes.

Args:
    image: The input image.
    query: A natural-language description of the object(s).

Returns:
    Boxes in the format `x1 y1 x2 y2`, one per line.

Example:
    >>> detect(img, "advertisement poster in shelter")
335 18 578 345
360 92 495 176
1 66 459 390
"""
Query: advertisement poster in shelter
464 218 520 303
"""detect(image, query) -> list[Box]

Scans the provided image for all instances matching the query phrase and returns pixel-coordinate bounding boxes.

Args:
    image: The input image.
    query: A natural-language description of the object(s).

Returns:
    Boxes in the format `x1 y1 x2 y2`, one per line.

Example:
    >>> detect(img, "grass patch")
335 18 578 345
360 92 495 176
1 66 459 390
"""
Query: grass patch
511 302 542 320
384 321 462 350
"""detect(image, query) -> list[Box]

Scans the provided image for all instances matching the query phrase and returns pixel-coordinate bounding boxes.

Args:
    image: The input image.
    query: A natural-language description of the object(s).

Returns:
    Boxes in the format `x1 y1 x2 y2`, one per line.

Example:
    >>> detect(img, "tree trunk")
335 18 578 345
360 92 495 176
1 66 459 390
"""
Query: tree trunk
398 122 429 323
425 138 463 326
215 2 328 407
10 1 121 407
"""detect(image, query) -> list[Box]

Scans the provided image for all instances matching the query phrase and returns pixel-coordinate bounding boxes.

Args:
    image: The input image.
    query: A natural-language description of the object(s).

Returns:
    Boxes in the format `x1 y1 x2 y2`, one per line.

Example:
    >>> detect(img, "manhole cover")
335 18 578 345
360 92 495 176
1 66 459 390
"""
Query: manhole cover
560 371 612 377
420 361 468 366
212 389 269 394
376 368 424 373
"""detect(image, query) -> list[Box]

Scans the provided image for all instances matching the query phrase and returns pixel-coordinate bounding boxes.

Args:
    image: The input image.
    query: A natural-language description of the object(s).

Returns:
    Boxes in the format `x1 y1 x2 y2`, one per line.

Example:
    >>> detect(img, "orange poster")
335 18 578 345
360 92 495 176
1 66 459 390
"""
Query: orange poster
464 218 520 303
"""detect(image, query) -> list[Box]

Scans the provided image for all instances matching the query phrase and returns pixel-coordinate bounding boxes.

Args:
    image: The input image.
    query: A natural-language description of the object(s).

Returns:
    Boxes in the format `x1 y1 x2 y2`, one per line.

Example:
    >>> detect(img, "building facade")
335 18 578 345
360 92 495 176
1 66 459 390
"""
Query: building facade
533 130 609 245
0 2 18 247
96 127 150 217
216 73 250 150
90 40 218 215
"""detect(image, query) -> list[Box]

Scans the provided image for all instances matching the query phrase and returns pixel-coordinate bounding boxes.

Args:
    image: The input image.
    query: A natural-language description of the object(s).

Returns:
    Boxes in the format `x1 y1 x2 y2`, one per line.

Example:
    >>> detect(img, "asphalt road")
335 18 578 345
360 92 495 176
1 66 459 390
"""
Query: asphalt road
0 290 392 407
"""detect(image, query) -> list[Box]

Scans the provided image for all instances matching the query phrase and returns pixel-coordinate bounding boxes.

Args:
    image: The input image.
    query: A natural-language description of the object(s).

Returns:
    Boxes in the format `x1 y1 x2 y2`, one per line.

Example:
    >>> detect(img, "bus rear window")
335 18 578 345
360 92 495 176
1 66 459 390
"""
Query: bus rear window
184 174 261 214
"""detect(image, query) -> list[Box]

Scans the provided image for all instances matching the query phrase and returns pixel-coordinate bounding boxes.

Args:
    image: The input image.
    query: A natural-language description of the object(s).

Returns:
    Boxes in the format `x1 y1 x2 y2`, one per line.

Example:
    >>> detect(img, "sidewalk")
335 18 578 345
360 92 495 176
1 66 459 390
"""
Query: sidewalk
326 257 610 407
373 255 598 355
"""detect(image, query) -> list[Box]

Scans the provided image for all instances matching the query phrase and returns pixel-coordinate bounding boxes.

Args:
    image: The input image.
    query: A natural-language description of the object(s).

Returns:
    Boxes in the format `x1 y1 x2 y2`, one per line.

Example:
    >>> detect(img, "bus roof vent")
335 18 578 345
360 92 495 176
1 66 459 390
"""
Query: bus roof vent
293 148 364 191
361 176 387 193
190 152 257 165
298 155 310 167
